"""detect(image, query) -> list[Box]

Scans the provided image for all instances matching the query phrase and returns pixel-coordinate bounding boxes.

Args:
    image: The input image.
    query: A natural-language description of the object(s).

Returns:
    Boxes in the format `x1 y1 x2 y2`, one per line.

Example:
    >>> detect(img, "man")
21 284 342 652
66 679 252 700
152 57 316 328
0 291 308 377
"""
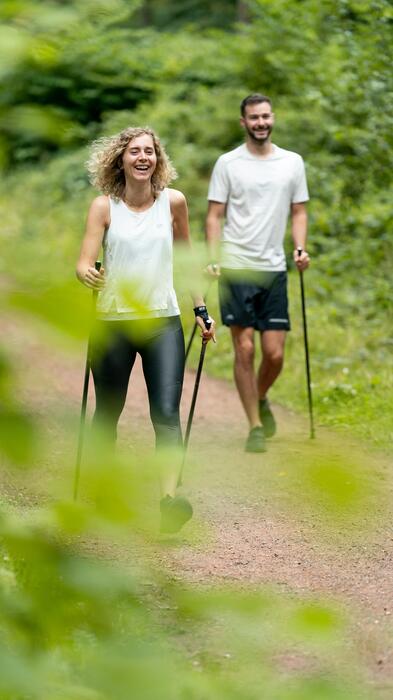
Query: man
206 93 310 453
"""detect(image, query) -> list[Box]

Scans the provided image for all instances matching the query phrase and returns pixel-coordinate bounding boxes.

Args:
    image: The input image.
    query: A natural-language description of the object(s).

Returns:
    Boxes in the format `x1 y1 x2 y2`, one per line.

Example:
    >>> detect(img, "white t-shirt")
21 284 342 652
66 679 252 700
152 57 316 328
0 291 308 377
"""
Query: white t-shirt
208 143 309 271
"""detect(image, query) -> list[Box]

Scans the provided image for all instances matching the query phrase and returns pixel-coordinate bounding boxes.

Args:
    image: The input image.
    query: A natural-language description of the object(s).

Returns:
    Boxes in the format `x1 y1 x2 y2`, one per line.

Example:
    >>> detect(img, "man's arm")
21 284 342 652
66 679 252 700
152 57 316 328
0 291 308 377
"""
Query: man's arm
205 200 226 275
290 202 309 271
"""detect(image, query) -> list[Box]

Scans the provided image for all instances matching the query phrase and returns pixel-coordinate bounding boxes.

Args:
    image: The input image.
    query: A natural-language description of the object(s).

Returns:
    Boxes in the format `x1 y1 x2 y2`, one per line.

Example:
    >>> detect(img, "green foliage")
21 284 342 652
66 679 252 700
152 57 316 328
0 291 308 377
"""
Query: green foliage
0 428 375 699
0 1 392 697
0 0 391 441
135 0 241 29
1 0 392 429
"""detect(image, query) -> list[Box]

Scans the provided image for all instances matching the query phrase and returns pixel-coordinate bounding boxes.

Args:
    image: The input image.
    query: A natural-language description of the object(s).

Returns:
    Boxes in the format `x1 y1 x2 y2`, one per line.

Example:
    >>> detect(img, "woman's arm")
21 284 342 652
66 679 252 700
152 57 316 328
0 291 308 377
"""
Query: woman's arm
169 188 190 244
76 195 109 289
169 188 215 341
170 188 202 305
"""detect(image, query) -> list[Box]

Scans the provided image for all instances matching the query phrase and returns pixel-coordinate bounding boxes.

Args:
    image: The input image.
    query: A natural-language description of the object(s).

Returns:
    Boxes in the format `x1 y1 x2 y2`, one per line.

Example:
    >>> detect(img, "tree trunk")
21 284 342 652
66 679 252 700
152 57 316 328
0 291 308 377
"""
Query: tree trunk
237 0 250 23
140 0 152 26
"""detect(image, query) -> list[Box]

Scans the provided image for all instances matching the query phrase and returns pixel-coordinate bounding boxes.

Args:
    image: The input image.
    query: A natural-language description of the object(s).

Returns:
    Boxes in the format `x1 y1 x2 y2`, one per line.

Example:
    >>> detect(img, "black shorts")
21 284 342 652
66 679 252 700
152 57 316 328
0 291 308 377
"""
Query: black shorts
218 269 290 331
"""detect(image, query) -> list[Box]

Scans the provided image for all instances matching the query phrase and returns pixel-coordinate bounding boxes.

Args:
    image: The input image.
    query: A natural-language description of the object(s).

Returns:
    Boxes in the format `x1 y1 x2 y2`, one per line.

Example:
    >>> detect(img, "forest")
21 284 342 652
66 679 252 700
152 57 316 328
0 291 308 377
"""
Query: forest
0 1 393 698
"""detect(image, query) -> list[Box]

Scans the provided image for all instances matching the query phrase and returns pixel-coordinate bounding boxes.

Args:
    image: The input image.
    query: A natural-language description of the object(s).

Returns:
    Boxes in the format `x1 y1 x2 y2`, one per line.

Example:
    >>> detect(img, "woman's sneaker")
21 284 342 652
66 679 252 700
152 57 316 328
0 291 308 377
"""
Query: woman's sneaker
259 398 276 438
245 426 266 453
160 495 193 533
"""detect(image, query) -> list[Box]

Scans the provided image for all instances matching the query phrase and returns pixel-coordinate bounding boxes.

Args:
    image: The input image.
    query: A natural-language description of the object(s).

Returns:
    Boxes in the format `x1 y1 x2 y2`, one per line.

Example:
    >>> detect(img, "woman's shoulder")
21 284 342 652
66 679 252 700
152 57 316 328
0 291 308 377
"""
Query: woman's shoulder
91 194 110 209
167 188 187 208
90 194 110 209
88 194 110 224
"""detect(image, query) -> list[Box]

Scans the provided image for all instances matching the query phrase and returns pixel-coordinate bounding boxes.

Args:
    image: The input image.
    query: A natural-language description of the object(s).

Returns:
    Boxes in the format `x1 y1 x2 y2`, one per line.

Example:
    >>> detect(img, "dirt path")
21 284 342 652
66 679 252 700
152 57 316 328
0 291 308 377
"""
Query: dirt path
2 315 393 696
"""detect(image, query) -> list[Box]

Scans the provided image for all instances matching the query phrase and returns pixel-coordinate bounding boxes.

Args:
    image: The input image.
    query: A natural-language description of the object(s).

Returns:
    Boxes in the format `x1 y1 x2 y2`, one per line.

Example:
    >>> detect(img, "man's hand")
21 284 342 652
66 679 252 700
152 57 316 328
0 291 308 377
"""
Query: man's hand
205 263 221 277
83 266 105 290
294 248 310 271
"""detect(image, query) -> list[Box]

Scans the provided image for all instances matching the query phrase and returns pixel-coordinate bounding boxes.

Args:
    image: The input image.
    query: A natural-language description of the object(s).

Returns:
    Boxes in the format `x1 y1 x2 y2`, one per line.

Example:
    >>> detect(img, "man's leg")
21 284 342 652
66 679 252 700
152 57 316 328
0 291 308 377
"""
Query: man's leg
257 330 286 399
256 330 286 437
231 326 262 429
231 326 266 452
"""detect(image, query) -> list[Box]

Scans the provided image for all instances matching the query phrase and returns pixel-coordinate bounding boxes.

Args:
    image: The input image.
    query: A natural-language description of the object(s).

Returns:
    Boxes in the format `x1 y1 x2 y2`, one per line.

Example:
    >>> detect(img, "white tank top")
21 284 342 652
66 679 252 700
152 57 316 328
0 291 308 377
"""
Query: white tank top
96 189 180 320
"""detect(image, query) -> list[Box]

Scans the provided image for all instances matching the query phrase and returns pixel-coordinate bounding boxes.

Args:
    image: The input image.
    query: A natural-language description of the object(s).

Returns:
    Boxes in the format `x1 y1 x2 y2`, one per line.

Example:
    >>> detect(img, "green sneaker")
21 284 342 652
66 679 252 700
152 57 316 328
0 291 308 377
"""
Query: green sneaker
160 495 193 534
259 398 276 438
245 426 266 453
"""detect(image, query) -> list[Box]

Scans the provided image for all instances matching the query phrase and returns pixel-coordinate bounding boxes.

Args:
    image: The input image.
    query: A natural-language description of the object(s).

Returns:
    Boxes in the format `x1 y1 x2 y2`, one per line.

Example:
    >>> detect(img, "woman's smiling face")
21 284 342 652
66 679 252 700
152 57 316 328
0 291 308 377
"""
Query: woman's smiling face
122 133 157 182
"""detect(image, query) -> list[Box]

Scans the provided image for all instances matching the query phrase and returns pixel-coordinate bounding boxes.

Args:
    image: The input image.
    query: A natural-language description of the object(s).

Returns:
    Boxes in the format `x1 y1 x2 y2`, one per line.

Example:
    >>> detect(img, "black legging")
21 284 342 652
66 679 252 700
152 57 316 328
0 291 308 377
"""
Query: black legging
90 316 185 448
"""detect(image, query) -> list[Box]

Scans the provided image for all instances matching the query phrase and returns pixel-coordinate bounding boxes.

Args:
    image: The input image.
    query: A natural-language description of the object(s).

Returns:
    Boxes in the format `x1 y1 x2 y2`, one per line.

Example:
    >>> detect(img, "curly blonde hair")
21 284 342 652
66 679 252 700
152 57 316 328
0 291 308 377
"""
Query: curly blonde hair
86 126 177 199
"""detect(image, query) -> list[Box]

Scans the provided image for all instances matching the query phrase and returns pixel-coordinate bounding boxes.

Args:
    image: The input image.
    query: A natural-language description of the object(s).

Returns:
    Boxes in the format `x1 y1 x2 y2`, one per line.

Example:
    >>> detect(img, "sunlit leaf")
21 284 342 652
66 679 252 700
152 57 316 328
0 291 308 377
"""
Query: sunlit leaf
0 407 36 464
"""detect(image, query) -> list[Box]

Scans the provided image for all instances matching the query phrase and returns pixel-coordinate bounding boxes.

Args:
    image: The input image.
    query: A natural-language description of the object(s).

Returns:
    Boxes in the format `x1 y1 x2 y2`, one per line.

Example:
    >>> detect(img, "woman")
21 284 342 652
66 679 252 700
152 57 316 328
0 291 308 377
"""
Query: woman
76 126 214 533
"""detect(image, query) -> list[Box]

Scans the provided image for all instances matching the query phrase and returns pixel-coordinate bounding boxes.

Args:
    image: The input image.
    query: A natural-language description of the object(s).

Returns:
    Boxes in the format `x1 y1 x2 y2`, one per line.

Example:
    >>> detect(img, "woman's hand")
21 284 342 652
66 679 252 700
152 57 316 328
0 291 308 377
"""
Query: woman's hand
82 265 105 290
195 315 216 344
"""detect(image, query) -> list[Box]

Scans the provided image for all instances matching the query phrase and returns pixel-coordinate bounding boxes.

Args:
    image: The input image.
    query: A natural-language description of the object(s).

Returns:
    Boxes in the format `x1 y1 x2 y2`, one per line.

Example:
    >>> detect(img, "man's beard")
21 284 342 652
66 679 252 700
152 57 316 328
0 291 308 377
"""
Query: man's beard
245 125 272 144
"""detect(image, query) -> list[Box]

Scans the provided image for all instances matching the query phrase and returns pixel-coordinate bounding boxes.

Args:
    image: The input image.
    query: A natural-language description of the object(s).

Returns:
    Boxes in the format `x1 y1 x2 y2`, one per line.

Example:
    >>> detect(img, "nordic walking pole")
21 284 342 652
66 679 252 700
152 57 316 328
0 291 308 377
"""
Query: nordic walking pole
178 318 212 485
184 323 198 363
297 247 315 439
73 261 101 500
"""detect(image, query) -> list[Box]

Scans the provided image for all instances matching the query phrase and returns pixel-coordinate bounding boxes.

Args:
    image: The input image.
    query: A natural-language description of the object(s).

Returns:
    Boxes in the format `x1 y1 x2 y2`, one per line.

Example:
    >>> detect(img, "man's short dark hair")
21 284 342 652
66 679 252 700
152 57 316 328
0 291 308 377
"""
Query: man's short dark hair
240 93 272 117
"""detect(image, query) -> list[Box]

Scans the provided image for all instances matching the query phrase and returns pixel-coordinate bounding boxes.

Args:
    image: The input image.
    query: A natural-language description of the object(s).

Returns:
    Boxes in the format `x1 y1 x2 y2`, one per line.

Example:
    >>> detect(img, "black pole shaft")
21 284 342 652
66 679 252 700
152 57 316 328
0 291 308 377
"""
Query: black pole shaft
184 323 198 362
73 343 91 500
73 262 101 500
183 342 207 452
178 338 209 486
299 269 315 439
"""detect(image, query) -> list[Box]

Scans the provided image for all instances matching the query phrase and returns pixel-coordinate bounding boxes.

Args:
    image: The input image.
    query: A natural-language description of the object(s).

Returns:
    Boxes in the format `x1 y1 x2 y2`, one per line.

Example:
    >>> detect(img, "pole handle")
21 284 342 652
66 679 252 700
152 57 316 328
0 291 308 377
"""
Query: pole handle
185 280 214 363
201 317 212 346
92 261 102 300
